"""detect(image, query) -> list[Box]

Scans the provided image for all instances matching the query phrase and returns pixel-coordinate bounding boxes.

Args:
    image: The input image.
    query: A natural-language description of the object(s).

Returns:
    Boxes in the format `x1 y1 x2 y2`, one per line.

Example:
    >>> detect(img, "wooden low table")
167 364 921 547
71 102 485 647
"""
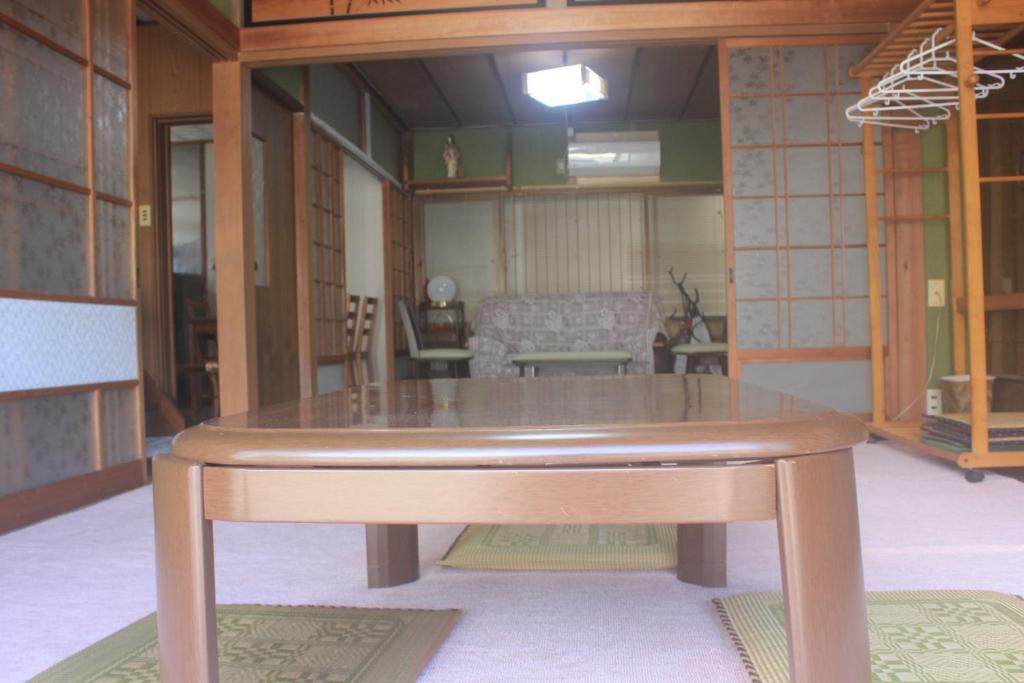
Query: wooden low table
155 375 869 682
511 350 632 376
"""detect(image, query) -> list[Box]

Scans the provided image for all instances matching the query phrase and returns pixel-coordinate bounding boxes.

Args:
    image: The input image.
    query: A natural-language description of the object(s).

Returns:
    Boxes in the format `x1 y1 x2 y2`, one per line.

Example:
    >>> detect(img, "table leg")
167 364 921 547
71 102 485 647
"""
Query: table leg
776 449 868 683
153 455 218 681
365 524 420 588
676 523 727 587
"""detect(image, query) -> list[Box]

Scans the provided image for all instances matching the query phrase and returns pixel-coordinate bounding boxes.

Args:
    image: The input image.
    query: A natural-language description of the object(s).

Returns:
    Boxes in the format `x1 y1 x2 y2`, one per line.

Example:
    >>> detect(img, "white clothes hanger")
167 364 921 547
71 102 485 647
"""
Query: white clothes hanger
846 29 1024 131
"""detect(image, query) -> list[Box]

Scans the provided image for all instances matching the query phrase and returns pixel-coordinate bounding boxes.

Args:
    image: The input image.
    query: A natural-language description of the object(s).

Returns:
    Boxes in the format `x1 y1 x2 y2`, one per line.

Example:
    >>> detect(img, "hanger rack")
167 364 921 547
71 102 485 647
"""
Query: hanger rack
847 29 1024 131
849 0 1024 476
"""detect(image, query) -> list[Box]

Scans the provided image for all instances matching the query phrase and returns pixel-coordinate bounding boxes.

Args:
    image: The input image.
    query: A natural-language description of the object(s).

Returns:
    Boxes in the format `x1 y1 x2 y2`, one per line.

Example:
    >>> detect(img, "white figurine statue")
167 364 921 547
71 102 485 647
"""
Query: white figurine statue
442 135 461 179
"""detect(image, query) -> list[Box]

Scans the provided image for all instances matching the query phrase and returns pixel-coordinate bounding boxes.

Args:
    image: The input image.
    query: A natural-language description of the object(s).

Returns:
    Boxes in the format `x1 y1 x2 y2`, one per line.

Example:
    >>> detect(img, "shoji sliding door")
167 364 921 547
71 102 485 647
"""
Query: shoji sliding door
723 39 885 413
0 0 141 529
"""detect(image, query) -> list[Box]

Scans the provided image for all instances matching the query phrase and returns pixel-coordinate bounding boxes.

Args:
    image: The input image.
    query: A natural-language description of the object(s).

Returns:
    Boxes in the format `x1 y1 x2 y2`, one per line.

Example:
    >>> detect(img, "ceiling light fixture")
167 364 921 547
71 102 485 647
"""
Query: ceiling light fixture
523 64 608 108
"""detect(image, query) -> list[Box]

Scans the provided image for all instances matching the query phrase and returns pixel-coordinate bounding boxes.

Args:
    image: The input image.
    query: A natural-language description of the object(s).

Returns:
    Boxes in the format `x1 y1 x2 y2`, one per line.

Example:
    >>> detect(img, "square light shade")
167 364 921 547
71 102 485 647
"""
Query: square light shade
523 64 608 108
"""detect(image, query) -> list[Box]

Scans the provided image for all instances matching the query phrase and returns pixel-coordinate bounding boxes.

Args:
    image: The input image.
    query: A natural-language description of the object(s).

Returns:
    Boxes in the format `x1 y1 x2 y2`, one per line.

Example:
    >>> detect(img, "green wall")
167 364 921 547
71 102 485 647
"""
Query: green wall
309 65 362 146
921 126 954 389
259 67 302 103
207 0 234 20
412 120 723 186
371 104 402 180
415 128 508 180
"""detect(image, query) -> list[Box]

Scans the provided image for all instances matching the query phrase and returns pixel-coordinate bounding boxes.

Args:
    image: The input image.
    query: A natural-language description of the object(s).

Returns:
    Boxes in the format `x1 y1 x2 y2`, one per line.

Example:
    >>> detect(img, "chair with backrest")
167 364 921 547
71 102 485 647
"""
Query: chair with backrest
398 298 473 378
347 295 379 385
344 294 364 386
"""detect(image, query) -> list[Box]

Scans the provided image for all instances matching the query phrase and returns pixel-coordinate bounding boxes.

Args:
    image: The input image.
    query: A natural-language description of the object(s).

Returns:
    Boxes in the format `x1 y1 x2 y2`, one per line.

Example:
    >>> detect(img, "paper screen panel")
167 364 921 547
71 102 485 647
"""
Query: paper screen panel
0 23 86 185
742 360 872 413
91 0 130 80
729 42 885 352
0 171 89 295
0 0 85 55
93 74 129 198
0 392 94 496
95 199 133 299
100 387 140 466
0 298 138 392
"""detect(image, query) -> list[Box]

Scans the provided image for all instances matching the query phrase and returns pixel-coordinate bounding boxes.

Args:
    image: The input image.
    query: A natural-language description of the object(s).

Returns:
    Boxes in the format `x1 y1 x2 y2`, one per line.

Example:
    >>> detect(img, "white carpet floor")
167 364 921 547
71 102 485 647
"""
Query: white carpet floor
2 442 1023 682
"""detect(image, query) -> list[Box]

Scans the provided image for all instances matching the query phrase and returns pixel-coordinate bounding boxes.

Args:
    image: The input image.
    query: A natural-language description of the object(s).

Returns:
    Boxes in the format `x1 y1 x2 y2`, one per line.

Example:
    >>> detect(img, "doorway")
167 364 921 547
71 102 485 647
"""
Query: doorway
157 119 218 423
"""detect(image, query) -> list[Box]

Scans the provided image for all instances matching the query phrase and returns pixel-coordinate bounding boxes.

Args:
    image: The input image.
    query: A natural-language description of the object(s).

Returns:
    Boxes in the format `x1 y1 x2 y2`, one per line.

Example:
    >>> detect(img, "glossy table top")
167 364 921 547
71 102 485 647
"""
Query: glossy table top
172 375 866 468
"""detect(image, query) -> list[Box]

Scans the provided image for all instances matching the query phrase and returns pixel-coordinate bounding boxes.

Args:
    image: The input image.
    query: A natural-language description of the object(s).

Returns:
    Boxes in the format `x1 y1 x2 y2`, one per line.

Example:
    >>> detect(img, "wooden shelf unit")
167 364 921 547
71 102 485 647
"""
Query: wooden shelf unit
407 175 511 192
853 0 1024 474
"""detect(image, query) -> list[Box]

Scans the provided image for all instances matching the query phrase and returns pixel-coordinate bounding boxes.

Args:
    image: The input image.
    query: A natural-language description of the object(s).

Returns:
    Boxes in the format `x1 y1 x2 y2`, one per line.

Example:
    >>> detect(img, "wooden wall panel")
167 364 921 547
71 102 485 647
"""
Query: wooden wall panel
252 85 300 407
882 129 926 420
387 185 415 355
135 24 214 393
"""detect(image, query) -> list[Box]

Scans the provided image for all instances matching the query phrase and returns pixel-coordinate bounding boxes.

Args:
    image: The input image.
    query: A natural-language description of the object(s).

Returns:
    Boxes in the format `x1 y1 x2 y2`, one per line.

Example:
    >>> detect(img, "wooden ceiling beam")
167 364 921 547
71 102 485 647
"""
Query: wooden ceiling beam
237 1 914 66
140 0 239 60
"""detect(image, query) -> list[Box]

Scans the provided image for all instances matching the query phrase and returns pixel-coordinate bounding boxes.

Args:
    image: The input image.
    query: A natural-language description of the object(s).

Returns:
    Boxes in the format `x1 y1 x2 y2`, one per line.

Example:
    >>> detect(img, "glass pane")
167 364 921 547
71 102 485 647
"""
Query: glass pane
736 300 778 349
91 0 130 80
0 0 84 55
95 199 132 299
790 299 834 347
0 171 88 294
171 143 204 277
787 197 831 246
785 147 829 196
727 47 773 94
729 97 773 145
0 393 94 497
735 250 778 299
783 96 828 145
835 45 873 93
93 75 129 197
101 387 140 467
780 46 828 94
0 24 86 185
790 249 833 297
732 149 775 197
733 198 777 248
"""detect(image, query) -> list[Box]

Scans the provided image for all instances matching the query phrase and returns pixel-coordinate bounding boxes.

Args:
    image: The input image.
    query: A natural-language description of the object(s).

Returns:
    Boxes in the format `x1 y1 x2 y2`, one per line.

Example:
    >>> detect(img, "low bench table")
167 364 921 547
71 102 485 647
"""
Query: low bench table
511 350 632 376
155 374 869 682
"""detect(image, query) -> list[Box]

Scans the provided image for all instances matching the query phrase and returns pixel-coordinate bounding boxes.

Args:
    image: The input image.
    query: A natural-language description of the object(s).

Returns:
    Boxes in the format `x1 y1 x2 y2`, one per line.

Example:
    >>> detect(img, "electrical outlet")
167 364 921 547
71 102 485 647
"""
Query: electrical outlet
927 279 946 307
925 388 942 416
138 204 152 227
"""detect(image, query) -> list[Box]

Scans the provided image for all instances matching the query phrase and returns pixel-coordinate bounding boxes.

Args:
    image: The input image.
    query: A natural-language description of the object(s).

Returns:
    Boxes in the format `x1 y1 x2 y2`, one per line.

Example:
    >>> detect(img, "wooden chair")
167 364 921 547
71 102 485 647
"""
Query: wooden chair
343 294 361 387
347 295 379 386
398 298 473 378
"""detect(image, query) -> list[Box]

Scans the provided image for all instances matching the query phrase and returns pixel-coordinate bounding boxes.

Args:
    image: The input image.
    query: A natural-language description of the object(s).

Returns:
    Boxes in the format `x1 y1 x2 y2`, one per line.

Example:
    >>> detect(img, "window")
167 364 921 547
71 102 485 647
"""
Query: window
312 127 347 362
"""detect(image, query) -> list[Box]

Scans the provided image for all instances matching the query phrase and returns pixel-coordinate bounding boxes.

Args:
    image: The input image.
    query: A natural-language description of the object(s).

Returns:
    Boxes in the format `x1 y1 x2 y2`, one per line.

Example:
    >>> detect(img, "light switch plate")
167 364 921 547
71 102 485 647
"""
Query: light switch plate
927 279 945 307
925 388 942 416
139 204 152 227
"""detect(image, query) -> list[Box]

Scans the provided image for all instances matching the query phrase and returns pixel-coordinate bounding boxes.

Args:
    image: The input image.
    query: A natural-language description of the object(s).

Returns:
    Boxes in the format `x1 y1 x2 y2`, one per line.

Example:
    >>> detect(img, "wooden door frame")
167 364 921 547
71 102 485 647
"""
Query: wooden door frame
152 114 215 398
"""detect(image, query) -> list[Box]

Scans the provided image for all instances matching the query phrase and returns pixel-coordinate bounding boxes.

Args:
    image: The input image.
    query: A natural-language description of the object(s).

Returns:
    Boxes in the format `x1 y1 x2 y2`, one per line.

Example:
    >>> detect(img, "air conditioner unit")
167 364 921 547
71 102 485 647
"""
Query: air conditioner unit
567 131 660 184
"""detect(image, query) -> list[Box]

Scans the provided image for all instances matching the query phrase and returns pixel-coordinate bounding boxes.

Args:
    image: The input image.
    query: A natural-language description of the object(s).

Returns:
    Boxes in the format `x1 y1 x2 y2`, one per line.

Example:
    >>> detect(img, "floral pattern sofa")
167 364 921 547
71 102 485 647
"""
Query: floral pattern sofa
468 291 665 377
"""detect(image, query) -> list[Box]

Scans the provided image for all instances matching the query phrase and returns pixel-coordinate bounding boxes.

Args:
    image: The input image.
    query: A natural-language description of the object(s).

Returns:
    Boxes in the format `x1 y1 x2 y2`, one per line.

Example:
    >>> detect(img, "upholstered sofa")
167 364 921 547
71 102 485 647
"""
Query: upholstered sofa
468 291 665 377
